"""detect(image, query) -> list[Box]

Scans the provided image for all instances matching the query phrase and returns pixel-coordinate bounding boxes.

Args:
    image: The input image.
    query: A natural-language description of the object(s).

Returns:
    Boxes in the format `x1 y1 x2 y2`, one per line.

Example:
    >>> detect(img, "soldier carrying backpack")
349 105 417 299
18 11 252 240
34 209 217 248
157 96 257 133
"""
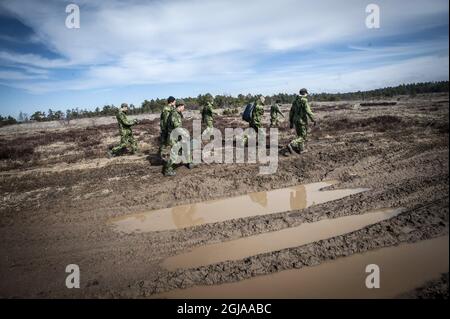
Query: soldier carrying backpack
242 96 265 145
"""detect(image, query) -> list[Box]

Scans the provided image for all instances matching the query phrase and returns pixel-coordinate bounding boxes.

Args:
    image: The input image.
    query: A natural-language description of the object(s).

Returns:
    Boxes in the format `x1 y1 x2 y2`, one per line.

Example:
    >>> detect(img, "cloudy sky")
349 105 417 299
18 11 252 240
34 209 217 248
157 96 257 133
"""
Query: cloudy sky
0 0 448 117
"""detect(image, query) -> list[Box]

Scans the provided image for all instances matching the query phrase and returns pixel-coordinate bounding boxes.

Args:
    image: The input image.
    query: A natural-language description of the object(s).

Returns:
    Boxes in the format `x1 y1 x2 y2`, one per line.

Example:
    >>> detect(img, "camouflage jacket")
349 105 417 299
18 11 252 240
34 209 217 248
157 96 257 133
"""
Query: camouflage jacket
201 102 215 126
160 105 175 132
251 99 265 128
116 110 136 136
160 104 175 144
167 110 184 145
289 96 314 126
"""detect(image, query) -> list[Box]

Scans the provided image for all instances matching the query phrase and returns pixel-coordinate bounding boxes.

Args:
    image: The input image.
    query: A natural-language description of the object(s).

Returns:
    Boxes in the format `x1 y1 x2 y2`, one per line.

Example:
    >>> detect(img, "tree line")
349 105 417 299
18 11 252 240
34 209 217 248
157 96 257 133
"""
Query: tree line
1 80 448 126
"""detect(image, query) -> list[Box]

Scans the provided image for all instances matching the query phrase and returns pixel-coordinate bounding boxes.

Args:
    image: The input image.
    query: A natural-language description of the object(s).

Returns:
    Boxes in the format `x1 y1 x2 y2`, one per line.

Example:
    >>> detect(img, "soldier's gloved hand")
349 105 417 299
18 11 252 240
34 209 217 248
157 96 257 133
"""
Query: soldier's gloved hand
134 119 139 125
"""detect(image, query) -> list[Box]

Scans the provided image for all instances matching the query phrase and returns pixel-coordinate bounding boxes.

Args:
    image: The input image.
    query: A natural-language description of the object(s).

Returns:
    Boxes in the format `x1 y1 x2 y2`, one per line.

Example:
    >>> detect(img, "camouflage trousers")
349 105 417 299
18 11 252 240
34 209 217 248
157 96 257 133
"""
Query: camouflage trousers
111 133 137 155
203 119 213 129
289 122 307 152
158 133 168 156
160 140 192 174
243 123 264 146
270 116 280 127
202 123 214 137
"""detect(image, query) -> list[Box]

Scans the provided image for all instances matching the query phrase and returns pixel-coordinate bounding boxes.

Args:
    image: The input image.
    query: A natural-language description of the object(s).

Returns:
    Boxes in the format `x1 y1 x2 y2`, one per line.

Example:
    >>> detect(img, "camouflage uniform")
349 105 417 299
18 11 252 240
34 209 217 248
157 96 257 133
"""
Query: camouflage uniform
289 95 315 152
161 109 191 175
159 104 175 153
201 101 215 129
243 99 265 145
251 99 265 130
111 110 138 155
270 103 284 127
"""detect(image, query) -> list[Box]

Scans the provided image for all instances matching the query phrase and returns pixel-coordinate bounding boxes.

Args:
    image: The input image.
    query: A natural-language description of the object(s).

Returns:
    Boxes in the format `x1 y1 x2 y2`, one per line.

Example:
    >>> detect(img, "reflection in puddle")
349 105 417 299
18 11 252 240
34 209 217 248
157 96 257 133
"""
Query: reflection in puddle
162 208 404 271
157 235 449 299
172 204 204 229
110 181 369 233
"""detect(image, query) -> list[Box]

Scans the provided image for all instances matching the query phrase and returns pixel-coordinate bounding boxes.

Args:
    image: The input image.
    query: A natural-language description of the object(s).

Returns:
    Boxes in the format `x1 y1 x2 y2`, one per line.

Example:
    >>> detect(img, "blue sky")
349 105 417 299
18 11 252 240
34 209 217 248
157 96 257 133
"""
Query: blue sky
0 0 448 117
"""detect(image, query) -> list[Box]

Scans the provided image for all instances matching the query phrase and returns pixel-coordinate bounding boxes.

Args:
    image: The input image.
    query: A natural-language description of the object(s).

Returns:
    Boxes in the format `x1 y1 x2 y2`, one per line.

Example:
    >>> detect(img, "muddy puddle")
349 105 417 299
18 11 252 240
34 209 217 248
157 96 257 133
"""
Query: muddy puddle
157 235 449 299
162 208 404 271
110 181 369 233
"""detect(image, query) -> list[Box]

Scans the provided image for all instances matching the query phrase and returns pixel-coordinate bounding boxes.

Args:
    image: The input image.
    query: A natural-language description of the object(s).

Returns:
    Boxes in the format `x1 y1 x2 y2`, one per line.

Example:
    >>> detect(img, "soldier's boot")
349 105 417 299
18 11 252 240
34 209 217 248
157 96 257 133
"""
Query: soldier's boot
163 169 177 177
130 147 140 155
287 144 295 154
297 144 307 154
163 160 176 176
163 164 176 176
110 145 123 157
187 163 196 169
164 170 176 177
282 150 290 157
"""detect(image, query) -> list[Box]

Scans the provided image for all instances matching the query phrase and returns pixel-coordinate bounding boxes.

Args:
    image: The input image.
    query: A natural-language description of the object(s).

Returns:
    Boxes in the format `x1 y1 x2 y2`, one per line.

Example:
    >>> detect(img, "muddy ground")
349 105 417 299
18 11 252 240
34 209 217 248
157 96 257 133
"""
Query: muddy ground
0 93 448 298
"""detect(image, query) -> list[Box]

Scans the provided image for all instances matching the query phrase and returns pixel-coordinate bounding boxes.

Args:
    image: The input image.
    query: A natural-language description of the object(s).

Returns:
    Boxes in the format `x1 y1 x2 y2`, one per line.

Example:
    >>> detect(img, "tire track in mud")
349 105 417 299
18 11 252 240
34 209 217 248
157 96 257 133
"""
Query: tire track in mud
136 198 449 297
128 149 448 294
131 172 448 258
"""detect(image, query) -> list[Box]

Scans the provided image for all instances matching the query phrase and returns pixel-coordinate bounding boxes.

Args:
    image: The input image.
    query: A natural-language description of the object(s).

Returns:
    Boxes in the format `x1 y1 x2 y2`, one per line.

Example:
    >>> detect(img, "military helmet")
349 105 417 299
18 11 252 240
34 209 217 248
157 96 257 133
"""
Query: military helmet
176 99 186 106
299 88 308 95
120 103 128 108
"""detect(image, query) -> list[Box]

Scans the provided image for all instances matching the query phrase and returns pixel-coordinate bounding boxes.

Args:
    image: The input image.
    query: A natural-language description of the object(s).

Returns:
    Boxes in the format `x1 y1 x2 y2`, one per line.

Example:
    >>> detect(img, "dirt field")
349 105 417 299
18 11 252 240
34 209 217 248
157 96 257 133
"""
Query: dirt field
0 93 448 298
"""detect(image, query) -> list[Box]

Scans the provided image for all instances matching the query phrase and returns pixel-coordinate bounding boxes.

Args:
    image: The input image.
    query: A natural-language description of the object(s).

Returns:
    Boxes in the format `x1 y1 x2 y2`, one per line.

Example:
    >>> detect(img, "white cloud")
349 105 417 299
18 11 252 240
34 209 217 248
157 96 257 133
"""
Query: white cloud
0 70 48 81
0 0 448 94
0 51 73 68
243 55 450 95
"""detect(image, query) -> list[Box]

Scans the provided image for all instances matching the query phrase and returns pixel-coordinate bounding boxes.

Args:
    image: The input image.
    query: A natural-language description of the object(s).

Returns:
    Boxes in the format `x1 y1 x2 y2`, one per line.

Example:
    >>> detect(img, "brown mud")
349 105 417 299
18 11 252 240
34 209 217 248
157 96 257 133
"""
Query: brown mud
0 93 448 298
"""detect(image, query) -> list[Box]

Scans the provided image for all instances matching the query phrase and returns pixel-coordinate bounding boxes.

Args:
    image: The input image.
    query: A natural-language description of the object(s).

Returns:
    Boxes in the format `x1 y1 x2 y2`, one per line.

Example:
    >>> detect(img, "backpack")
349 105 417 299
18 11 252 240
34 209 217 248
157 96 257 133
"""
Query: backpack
242 102 255 122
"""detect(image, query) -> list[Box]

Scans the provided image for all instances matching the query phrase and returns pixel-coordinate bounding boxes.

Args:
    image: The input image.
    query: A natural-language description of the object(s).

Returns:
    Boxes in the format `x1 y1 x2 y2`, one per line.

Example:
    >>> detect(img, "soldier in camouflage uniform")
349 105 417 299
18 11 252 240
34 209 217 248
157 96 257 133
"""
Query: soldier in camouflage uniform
243 96 265 145
159 96 177 155
110 103 138 156
201 100 215 134
287 88 316 154
161 100 194 176
270 100 284 127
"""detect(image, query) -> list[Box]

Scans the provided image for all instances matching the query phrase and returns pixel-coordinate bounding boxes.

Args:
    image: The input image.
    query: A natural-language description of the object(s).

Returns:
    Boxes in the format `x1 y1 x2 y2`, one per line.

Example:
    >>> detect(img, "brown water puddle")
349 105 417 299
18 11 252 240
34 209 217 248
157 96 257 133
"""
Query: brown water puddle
162 208 404 271
157 235 449 299
110 181 369 233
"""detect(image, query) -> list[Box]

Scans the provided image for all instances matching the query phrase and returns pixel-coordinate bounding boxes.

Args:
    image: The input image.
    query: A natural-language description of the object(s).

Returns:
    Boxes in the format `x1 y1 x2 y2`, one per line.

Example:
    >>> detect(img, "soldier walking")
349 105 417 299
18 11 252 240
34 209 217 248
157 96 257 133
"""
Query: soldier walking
159 96 177 155
109 103 138 156
287 88 316 154
201 99 216 135
161 99 194 176
243 95 265 145
270 100 284 127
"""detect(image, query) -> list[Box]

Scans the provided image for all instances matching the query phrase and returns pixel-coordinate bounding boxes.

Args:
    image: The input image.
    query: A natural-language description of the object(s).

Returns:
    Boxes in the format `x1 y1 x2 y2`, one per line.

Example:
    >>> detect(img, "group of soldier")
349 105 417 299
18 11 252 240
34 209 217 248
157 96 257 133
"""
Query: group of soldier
109 88 316 176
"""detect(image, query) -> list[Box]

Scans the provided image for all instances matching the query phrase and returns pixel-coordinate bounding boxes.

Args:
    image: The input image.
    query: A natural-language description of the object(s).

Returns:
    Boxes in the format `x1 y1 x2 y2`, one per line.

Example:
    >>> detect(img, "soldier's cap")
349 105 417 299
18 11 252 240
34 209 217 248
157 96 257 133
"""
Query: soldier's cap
176 99 186 106
120 103 128 108
167 96 176 104
299 88 308 95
